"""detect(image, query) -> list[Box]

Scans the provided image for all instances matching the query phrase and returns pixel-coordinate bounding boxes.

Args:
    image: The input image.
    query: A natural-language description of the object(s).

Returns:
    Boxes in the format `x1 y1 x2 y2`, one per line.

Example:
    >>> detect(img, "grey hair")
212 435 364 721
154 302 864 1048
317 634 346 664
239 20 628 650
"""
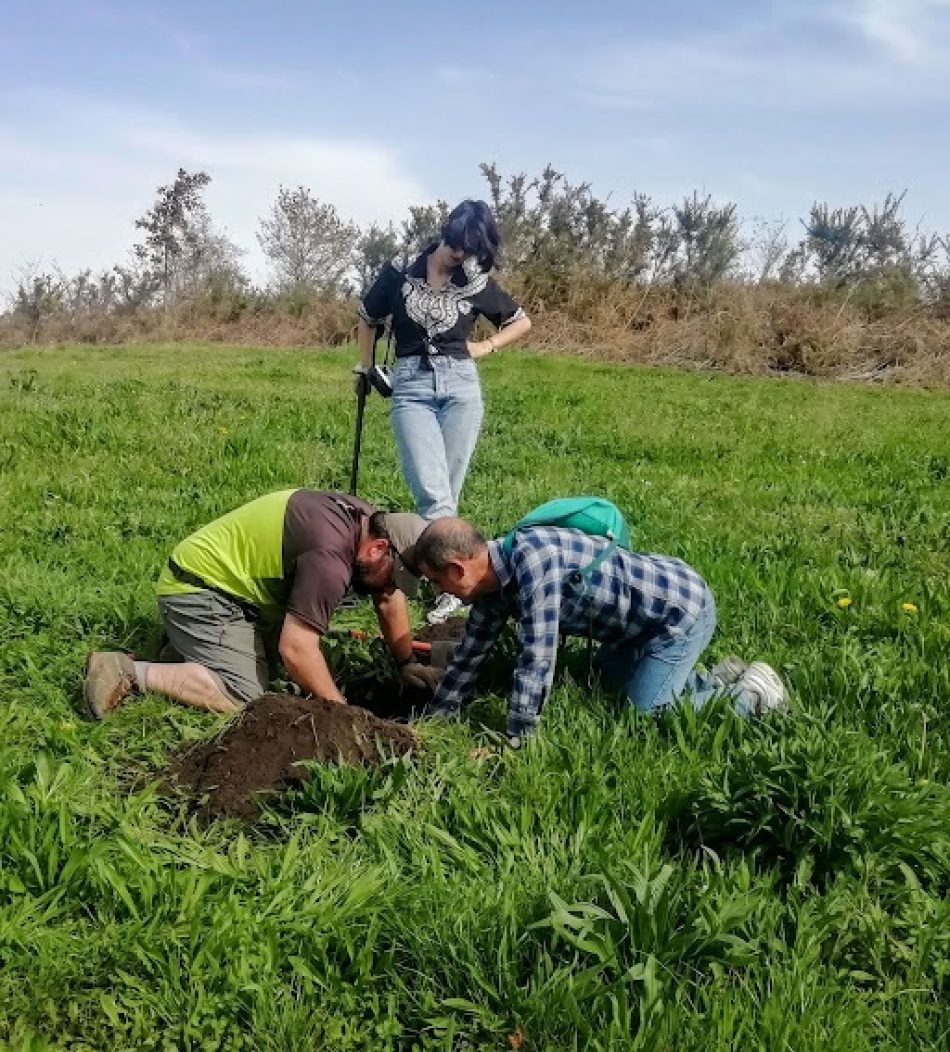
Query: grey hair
414 518 486 571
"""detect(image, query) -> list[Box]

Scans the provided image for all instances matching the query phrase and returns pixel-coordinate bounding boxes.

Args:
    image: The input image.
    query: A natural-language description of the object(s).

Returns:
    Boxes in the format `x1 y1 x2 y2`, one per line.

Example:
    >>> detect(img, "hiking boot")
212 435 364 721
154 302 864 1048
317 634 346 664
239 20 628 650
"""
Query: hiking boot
426 592 468 625
737 661 788 715
709 655 748 689
84 651 140 720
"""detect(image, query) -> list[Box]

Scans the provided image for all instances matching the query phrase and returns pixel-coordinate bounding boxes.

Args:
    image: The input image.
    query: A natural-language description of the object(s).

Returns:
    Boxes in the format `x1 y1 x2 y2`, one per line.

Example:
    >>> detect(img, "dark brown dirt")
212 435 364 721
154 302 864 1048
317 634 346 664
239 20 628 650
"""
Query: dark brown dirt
415 617 468 643
169 692 419 819
338 671 431 721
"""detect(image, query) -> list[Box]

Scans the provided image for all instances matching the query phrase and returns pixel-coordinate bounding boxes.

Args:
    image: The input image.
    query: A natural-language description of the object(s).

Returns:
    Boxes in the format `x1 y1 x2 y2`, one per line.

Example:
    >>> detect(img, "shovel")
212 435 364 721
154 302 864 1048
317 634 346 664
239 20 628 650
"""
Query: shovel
349 371 368 496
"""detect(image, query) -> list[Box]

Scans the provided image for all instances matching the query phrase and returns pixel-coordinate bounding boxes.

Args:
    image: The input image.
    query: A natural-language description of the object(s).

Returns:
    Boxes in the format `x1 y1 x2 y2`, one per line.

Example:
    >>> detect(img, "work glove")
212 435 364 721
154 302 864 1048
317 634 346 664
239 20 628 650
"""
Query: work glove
400 661 443 693
427 640 459 670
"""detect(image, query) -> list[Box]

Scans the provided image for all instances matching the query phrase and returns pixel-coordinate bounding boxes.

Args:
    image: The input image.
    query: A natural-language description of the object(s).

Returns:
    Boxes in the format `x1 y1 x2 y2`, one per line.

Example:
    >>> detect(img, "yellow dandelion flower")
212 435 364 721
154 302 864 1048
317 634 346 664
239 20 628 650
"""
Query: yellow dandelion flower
837 596 853 609
900 602 918 614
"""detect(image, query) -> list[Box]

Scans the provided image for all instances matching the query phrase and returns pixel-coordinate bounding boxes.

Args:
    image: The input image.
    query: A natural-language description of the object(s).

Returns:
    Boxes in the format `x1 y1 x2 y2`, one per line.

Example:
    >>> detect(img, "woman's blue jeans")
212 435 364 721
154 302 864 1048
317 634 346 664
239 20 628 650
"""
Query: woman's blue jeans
390 355 484 521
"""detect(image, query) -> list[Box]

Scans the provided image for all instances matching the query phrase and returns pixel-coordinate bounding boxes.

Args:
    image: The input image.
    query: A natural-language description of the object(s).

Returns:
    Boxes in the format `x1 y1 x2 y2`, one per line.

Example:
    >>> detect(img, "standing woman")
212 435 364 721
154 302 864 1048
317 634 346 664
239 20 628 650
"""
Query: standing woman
355 199 531 623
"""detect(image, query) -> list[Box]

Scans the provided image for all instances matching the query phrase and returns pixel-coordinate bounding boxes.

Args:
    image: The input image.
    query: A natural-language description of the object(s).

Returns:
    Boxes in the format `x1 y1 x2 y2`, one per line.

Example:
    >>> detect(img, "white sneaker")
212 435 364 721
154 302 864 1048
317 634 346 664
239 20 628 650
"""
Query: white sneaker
709 655 748 689
737 661 788 714
427 592 467 625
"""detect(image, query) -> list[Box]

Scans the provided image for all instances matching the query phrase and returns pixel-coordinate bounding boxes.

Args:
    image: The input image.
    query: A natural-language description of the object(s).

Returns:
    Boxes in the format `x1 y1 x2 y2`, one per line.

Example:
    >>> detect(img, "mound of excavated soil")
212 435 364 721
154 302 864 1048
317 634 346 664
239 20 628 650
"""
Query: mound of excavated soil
169 692 418 819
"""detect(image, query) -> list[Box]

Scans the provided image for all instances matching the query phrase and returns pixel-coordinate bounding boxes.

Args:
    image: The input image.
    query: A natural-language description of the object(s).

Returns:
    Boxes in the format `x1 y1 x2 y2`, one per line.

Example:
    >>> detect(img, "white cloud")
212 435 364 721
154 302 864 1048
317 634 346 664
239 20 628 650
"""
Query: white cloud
0 91 428 296
850 0 929 63
845 0 950 65
570 0 950 113
120 122 423 223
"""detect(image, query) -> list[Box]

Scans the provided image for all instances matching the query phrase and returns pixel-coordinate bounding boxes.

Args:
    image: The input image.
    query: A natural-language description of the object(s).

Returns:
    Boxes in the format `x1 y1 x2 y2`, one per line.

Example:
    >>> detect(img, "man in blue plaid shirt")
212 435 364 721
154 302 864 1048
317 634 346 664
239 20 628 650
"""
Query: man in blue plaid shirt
412 516 787 747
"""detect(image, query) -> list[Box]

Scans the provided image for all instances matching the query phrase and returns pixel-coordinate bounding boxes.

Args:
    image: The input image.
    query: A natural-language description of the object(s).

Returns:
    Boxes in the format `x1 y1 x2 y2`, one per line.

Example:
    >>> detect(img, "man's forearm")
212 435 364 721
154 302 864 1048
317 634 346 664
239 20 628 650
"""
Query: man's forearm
507 610 560 736
431 607 505 710
374 592 413 663
283 645 346 704
507 670 549 737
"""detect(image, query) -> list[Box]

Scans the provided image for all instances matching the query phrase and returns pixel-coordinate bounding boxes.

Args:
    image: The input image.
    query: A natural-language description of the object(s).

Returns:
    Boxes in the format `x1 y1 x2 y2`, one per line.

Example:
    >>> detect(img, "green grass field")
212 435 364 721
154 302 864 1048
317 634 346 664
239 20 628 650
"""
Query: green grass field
1 344 949 1051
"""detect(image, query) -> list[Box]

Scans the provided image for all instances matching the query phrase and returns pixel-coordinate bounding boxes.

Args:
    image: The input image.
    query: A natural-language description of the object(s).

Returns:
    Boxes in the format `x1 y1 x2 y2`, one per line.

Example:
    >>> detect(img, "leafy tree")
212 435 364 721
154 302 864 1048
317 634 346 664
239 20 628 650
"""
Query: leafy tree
666 192 742 291
399 202 449 259
134 168 212 303
10 264 65 340
257 185 358 293
479 163 657 297
803 202 864 285
172 209 246 300
355 222 400 293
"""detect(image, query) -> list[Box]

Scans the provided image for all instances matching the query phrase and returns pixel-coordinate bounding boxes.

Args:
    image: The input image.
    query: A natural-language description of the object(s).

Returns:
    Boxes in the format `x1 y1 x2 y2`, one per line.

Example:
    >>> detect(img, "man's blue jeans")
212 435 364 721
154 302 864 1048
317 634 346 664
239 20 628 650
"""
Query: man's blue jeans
595 593 755 716
390 356 484 521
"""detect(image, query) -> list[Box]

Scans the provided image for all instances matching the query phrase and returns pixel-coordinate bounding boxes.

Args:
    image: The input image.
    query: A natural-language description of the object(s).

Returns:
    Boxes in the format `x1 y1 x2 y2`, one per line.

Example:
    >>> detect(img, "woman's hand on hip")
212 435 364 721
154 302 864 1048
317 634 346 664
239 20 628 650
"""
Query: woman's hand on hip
466 339 495 360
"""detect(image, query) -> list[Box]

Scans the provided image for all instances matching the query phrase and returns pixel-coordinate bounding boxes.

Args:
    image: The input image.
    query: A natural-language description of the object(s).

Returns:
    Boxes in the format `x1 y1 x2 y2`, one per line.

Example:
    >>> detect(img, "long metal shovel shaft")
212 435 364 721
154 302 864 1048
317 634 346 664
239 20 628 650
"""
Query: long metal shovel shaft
349 384 367 495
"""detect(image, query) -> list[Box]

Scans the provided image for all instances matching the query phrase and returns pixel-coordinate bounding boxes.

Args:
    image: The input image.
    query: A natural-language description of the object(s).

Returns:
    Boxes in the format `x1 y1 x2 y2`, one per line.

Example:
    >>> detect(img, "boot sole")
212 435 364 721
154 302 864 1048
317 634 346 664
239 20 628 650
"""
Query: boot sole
83 652 103 720
84 652 134 720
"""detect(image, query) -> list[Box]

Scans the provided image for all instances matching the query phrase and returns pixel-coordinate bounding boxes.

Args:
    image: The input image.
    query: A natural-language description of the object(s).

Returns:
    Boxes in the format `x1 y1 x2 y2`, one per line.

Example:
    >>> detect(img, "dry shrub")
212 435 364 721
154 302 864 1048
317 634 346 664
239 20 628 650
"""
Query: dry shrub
3 278 948 386
519 278 950 385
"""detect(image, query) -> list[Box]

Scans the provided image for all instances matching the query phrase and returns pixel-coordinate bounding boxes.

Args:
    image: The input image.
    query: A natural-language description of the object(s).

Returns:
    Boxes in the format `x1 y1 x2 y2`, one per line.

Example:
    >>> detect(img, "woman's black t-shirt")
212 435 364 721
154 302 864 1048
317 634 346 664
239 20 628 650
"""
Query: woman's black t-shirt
359 243 525 359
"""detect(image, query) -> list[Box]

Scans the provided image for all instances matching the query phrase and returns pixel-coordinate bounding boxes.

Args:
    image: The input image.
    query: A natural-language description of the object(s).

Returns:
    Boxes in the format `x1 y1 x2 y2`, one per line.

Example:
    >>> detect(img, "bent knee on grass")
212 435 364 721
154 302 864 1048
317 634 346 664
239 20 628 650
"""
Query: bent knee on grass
145 661 242 714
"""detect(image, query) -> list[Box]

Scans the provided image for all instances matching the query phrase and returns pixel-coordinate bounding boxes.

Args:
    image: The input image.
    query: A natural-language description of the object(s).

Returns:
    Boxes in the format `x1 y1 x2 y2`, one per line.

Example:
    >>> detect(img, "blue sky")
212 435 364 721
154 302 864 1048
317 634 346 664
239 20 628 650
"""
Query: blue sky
2 0 949 293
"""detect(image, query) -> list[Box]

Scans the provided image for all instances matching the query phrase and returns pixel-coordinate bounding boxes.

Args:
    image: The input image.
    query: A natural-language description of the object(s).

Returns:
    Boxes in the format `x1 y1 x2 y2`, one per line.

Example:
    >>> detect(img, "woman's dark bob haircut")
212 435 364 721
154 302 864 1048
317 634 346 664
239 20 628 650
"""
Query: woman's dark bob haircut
440 199 501 272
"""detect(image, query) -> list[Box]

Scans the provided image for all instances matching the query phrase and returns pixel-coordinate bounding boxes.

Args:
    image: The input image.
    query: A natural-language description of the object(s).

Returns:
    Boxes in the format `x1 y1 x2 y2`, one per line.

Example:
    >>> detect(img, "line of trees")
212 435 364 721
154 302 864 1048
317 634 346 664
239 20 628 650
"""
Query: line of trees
6 163 950 339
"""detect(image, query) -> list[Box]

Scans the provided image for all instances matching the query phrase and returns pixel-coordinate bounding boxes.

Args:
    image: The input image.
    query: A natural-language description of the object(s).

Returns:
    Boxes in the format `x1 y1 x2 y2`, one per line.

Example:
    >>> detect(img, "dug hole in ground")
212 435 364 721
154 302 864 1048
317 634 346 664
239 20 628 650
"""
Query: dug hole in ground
168 618 468 819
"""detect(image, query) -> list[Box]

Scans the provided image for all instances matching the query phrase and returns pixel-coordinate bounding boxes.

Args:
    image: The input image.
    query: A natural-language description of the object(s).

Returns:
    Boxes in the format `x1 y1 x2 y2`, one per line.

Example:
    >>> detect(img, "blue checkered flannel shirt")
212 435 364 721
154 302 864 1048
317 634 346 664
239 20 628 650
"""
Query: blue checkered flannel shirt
428 527 711 739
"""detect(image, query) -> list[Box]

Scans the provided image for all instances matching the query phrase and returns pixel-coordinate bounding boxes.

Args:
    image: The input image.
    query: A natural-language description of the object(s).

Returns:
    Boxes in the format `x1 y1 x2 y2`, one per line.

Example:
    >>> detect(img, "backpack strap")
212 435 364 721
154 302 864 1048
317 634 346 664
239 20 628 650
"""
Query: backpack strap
568 534 617 688
567 534 618 588
506 524 620 689
500 527 521 559
505 526 618 585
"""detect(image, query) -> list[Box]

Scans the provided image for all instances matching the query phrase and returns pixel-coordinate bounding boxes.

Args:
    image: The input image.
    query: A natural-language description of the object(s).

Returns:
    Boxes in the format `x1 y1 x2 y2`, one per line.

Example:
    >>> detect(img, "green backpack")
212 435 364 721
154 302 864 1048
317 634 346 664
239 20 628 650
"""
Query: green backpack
501 496 632 584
